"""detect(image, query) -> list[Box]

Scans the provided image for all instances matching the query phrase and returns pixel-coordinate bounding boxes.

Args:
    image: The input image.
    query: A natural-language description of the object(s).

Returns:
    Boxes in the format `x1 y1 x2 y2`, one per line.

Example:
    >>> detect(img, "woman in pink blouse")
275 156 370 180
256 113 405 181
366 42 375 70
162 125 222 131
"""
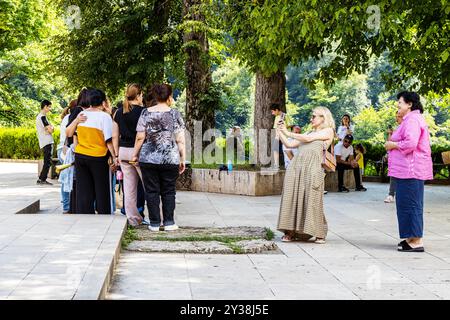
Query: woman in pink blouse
385 91 433 252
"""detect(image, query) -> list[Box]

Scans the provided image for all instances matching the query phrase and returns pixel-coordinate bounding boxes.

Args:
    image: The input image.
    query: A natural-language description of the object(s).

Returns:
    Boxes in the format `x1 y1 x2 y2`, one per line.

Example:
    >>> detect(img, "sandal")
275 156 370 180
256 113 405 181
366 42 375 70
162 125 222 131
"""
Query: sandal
314 238 326 244
397 241 424 252
281 234 294 242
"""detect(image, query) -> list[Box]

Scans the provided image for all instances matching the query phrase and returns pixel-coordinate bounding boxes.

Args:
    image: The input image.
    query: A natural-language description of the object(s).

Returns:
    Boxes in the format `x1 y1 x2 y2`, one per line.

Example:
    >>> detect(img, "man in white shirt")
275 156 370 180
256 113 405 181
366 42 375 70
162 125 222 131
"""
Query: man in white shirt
335 134 366 192
35 100 54 185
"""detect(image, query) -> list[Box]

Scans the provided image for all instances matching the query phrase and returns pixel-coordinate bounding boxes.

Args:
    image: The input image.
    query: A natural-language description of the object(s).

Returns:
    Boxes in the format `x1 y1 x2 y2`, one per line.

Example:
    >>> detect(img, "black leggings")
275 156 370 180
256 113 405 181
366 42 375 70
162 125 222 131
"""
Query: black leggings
75 154 112 214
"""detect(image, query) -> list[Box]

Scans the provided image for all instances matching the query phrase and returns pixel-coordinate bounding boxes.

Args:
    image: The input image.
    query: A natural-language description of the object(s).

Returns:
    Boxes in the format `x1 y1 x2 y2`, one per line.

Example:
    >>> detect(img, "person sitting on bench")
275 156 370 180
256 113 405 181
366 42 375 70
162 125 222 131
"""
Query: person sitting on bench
335 134 367 192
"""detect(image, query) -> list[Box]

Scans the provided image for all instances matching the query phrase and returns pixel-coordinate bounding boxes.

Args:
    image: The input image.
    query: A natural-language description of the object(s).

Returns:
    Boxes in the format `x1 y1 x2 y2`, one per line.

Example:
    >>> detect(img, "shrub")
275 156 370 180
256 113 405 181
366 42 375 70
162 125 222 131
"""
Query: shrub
0 127 60 159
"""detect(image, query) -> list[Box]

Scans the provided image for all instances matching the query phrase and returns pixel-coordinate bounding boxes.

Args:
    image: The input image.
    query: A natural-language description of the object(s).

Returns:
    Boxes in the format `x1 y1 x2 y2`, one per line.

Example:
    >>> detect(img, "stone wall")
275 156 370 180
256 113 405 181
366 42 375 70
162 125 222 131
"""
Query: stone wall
188 168 285 196
324 170 356 192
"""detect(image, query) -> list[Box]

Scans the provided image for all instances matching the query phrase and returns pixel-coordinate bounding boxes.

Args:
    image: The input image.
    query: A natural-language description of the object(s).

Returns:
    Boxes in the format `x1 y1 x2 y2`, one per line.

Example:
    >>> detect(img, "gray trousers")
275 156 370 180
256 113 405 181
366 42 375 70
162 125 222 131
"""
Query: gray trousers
389 177 397 196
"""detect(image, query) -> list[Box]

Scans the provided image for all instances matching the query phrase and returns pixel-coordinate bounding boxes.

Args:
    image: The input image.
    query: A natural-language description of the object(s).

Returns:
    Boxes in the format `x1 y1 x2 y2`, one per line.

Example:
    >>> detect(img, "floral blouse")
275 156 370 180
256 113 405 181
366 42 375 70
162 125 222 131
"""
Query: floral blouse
136 108 185 165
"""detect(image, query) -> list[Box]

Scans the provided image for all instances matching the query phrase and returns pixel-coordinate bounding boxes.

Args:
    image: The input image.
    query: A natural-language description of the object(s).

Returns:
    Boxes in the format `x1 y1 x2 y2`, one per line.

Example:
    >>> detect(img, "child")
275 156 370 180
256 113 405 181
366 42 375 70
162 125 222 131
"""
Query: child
354 143 366 186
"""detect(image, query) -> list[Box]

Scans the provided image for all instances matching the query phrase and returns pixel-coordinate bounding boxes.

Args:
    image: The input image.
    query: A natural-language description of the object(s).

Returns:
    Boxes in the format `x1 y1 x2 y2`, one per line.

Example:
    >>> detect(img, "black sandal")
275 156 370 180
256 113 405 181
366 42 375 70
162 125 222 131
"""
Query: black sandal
398 241 424 252
397 240 407 247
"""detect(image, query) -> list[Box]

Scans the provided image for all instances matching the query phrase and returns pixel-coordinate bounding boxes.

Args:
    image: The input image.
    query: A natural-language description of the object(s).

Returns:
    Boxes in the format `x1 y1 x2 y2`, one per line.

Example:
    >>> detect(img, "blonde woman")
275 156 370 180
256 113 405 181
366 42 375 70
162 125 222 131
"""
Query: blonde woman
276 107 335 244
114 84 146 225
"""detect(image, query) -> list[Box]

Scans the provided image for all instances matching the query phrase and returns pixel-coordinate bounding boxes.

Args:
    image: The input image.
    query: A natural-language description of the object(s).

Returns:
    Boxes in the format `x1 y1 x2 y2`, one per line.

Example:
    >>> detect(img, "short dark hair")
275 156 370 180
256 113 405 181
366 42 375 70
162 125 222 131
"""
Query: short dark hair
86 88 106 107
144 89 157 107
397 91 423 114
343 134 354 143
77 87 93 108
355 143 366 154
152 84 172 103
270 103 281 111
41 100 52 109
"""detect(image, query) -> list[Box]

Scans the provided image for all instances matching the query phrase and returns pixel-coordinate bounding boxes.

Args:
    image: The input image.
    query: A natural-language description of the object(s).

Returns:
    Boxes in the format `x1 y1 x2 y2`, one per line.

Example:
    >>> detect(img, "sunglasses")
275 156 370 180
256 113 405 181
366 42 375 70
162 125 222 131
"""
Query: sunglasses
311 114 323 119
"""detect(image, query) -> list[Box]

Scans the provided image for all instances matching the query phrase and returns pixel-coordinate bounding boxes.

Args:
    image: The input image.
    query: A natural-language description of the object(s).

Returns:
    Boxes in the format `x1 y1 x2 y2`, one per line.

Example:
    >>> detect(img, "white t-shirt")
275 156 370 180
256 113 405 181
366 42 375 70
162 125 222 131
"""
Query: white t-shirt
35 112 54 149
337 124 355 141
334 143 354 161
57 114 70 151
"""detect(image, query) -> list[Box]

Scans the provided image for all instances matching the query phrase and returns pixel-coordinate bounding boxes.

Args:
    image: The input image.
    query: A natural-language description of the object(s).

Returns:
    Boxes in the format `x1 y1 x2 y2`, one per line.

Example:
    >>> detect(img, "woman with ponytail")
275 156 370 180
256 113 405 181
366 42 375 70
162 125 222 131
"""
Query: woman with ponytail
113 84 147 226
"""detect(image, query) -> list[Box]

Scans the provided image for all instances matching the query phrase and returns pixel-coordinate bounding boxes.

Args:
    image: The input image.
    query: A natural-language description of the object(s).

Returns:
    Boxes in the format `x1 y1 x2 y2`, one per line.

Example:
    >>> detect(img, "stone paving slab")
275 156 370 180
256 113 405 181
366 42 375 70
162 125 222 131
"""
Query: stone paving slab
108 182 450 300
0 162 127 300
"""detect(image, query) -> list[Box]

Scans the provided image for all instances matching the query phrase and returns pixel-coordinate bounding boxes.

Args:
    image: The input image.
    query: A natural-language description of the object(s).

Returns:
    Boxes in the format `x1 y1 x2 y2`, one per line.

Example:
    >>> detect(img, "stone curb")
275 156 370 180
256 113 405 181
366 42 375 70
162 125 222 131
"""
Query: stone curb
0 159 39 163
73 216 127 300
15 199 40 214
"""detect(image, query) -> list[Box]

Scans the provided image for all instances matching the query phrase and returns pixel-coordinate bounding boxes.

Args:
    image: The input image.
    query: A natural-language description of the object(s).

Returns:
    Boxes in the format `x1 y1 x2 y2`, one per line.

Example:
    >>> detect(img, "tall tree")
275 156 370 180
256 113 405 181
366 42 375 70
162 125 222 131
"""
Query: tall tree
0 0 68 126
54 0 183 96
216 0 449 164
182 0 218 155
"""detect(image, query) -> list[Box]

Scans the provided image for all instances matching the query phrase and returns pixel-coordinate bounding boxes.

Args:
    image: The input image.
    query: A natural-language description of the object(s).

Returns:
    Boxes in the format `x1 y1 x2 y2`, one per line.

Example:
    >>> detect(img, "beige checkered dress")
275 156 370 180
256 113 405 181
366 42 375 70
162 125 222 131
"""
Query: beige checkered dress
277 140 328 239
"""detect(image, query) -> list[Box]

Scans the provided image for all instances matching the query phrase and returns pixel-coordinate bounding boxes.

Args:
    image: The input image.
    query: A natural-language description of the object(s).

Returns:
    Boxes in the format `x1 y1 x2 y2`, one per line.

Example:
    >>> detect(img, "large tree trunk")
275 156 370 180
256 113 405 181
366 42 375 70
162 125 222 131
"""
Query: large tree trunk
253 70 286 166
183 0 215 161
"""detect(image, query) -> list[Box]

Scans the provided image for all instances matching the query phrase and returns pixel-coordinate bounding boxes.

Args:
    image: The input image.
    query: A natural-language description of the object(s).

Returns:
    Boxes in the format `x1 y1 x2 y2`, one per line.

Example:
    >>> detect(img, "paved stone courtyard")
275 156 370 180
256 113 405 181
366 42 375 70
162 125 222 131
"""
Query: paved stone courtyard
0 163 126 299
108 179 450 300
1 162 450 300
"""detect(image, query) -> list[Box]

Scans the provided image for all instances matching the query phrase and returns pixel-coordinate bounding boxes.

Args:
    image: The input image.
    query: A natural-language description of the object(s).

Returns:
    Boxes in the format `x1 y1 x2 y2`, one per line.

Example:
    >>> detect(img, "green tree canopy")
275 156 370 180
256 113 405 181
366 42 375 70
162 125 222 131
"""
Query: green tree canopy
54 0 184 96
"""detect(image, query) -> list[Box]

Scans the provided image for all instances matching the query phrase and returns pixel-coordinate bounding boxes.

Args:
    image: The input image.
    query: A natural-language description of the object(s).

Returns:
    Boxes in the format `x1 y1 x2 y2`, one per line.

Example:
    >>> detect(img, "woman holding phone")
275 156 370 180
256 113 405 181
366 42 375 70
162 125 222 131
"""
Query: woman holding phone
276 107 335 243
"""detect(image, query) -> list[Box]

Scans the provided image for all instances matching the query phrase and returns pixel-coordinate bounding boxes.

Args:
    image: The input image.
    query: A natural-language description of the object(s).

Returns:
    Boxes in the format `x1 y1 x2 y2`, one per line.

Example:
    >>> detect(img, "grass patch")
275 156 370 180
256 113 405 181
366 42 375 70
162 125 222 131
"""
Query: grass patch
151 234 263 254
264 228 275 240
226 243 245 254
121 225 139 249
152 235 258 243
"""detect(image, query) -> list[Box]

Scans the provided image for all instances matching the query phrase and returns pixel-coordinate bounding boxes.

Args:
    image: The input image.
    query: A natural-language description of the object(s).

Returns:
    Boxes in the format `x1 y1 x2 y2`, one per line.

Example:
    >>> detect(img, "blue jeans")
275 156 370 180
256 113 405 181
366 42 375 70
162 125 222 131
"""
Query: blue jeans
57 148 70 212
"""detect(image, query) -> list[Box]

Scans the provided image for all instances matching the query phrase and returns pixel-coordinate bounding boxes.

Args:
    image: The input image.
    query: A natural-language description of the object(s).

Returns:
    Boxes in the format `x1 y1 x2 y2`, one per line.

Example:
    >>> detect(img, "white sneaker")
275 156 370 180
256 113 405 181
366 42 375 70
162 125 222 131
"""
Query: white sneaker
148 225 160 232
164 224 179 231
384 195 395 203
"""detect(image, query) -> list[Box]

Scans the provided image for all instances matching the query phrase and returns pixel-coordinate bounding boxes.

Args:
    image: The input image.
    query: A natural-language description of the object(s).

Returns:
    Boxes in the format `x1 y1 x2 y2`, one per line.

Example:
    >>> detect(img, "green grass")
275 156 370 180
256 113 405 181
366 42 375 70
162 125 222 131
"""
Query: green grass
152 234 268 254
121 226 139 249
125 227 277 254
152 235 258 243
264 228 275 240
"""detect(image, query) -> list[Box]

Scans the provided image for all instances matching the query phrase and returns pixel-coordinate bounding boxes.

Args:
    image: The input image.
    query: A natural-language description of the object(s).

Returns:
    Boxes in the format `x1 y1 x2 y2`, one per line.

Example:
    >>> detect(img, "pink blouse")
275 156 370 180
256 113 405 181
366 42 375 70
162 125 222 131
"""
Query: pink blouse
388 110 433 181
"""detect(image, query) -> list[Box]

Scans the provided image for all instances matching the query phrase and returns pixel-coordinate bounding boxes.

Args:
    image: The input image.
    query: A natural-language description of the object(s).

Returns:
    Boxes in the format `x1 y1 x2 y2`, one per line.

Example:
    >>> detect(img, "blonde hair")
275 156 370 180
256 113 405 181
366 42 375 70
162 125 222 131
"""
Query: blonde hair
123 83 142 114
313 106 335 131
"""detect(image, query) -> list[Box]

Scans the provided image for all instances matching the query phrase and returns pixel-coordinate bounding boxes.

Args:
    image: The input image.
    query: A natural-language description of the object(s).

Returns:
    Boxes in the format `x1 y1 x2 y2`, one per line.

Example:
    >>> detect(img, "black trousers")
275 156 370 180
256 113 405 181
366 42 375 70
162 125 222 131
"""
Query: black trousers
140 163 179 227
75 154 111 214
337 163 362 189
39 144 52 181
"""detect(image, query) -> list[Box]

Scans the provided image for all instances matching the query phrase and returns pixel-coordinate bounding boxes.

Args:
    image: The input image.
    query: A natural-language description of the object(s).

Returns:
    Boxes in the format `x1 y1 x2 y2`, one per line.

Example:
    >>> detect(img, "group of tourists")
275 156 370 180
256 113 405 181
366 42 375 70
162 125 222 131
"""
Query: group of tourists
36 83 186 231
276 91 432 252
36 88 432 251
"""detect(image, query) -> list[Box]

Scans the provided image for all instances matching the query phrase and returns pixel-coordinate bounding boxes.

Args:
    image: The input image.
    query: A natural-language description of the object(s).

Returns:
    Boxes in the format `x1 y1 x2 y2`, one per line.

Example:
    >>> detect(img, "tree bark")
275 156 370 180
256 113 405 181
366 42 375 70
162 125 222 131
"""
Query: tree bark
183 0 215 160
253 70 286 166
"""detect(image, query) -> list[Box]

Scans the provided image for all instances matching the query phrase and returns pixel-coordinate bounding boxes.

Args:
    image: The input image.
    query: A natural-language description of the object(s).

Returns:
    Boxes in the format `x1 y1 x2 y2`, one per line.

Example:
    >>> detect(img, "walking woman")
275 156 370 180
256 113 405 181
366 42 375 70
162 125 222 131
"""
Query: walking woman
385 91 433 252
113 83 146 226
67 88 117 214
131 84 186 231
276 107 335 244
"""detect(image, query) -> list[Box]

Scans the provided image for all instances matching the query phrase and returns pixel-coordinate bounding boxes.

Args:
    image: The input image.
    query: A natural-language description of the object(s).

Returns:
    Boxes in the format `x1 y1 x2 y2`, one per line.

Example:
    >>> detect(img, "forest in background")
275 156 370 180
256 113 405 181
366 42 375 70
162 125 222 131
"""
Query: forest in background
1 0 449 148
